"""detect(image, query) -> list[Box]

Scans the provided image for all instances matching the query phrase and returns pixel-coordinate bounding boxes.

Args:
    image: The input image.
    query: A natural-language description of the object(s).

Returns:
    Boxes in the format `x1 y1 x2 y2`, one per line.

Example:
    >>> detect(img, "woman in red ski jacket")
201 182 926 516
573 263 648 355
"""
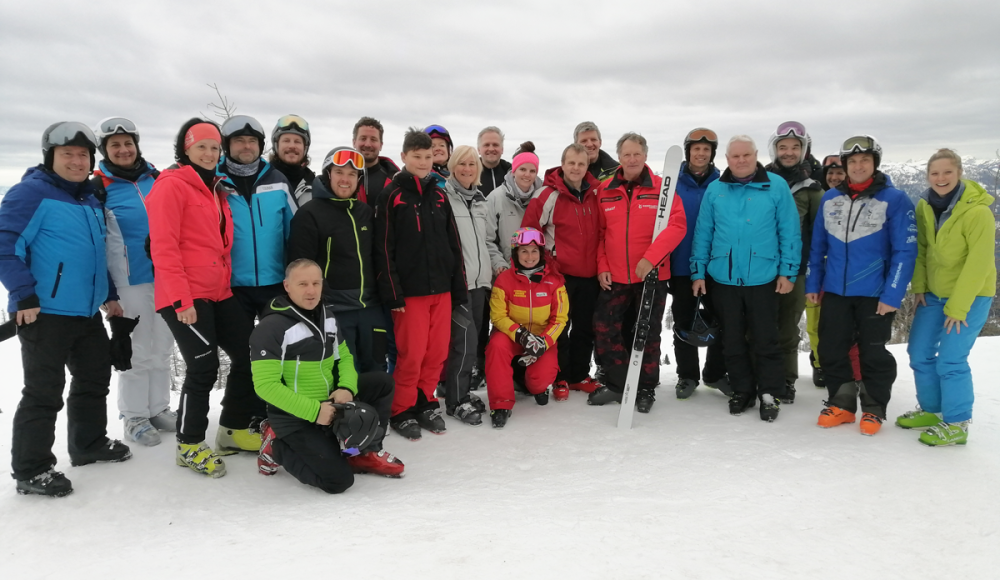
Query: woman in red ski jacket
145 118 264 478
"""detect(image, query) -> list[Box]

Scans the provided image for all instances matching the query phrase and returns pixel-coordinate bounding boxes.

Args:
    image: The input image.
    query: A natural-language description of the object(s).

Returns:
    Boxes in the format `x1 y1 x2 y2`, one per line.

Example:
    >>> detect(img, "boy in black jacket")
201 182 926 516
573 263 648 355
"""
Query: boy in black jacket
287 147 386 373
375 129 467 440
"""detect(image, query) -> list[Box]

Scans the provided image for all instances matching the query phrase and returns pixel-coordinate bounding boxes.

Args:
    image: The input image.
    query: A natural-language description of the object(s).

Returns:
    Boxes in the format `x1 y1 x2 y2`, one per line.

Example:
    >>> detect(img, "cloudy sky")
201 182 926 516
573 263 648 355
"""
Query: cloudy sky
1 0 998 185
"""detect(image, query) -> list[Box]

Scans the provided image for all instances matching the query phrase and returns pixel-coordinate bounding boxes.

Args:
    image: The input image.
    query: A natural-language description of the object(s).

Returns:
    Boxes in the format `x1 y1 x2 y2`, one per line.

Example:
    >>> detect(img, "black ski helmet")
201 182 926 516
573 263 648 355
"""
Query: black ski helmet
683 127 718 164
220 115 266 159
41 121 99 172
674 297 720 347
271 114 311 153
330 401 380 453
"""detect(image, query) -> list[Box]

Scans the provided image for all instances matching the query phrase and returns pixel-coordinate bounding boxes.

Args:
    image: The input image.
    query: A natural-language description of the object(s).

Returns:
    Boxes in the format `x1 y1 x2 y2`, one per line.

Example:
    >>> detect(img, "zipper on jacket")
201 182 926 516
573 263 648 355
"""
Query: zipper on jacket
728 252 733 283
256 198 264 227
51 262 64 298
844 196 858 295
246 198 260 286
415 205 422 232
325 238 333 277
624 186 633 284
294 356 301 392
346 200 366 308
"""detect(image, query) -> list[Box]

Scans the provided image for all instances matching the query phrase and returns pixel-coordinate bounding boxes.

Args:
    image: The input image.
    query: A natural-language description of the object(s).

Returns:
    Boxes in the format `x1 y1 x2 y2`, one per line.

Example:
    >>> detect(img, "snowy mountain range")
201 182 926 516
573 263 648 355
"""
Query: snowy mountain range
881 157 999 201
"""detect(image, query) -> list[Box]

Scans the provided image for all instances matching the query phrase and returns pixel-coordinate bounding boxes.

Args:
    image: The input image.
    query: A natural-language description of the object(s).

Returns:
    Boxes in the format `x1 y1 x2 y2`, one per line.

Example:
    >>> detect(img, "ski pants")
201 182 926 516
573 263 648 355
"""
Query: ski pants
11 313 112 480
557 274 600 384
710 280 785 397
776 275 806 384
390 292 450 417
335 306 388 374
443 287 489 408
115 283 174 420
670 275 726 383
272 371 394 494
485 331 559 410
818 293 896 418
232 283 285 324
161 297 264 444
908 293 991 423
806 294 862 380
593 281 668 394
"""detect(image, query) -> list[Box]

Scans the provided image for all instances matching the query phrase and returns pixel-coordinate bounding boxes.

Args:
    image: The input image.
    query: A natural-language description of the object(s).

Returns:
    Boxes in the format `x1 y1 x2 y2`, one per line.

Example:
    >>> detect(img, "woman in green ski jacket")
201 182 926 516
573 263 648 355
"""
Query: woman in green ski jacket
898 149 996 446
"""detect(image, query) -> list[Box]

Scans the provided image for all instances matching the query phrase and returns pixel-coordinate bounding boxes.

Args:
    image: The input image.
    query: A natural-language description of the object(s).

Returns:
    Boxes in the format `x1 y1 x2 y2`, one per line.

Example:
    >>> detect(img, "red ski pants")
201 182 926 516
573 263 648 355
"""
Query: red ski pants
485 331 558 410
390 293 451 417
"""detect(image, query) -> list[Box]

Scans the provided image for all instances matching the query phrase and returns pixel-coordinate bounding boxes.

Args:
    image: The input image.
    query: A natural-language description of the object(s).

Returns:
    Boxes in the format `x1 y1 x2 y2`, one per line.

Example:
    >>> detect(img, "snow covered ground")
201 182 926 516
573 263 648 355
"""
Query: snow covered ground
1 334 998 579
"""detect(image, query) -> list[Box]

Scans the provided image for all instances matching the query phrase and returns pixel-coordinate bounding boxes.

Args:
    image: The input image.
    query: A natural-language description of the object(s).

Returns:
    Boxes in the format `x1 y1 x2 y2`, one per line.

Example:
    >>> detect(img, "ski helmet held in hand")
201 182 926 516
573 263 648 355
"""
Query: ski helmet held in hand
674 297 720 347
330 401 380 455
683 127 718 163
94 117 141 159
272 114 311 151
221 115 266 158
767 121 810 166
42 121 99 172
840 135 882 169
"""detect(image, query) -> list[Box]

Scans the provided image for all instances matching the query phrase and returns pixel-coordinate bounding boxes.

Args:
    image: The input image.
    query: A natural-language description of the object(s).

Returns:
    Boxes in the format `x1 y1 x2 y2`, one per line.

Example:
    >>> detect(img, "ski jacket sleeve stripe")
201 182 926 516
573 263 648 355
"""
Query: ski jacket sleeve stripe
642 193 687 271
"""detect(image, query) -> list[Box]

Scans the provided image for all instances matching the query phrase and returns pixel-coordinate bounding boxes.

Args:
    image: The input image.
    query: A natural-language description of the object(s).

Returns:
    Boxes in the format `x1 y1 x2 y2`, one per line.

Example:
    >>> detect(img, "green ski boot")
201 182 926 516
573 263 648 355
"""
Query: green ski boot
895 407 940 430
919 421 969 446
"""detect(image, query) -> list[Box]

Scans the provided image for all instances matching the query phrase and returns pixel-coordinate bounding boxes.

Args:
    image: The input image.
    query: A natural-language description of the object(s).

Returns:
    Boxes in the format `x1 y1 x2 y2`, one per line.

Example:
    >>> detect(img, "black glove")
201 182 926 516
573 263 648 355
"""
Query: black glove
515 326 547 357
108 316 140 372
0 320 17 343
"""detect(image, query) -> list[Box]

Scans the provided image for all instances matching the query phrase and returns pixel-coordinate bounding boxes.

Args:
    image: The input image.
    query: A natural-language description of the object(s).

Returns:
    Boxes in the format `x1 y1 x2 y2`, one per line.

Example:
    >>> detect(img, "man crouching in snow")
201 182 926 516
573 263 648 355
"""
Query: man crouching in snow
251 259 403 493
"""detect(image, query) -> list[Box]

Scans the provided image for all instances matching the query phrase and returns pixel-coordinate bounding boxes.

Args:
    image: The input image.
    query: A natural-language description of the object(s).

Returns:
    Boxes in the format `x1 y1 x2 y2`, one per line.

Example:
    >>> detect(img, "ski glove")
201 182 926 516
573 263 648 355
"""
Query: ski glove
515 326 547 357
515 354 538 367
108 315 140 372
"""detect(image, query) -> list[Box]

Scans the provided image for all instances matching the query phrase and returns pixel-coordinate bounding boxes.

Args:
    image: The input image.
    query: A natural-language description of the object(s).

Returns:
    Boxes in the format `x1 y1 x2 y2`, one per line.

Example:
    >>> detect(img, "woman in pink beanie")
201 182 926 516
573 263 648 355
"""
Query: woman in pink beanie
483 141 543 276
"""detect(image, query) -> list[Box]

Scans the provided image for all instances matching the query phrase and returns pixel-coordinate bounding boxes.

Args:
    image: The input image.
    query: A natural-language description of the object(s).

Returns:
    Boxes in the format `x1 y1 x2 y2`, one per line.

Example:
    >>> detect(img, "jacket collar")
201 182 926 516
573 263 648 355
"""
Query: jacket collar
607 164 653 190
719 163 769 184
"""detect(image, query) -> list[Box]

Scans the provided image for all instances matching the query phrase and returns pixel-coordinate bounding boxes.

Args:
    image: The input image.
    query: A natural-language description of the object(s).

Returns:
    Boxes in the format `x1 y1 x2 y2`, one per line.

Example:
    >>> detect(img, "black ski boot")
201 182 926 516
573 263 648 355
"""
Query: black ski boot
469 366 486 391
704 375 733 397
675 379 698 400
636 390 655 413
416 407 447 434
728 392 756 416
16 468 73 497
446 402 483 426
534 385 552 406
391 417 422 441
587 386 623 406
70 439 132 467
810 353 826 387
469 392 487 414
759 394 780 422
776 381 796 404
490 409 511 428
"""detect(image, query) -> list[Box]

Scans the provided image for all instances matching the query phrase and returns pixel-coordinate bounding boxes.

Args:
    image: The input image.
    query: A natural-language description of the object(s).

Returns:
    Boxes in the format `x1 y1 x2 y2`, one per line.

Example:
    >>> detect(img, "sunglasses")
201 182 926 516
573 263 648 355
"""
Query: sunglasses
325 148 365 170
774 121 807 140
276 114 309 133
687 128 718 143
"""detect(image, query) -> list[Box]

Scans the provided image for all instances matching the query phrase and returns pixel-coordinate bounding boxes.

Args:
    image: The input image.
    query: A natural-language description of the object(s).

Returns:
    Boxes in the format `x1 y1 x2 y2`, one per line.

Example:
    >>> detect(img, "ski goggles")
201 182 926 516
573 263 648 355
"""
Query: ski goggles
95 117 138 141
424 124 450 136
323 148 365 170
275 114 309 134
43 121 98 151
774 121 807 140
822 155 843 168
221 115 266 138
841 135 878 156
511 228 545 248
686 128 718 144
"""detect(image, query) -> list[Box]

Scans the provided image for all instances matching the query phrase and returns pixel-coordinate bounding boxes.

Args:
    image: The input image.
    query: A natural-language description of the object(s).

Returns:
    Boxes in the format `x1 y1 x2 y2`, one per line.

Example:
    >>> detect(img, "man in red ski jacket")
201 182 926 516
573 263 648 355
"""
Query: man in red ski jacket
588 133 686 413
521 143 602 397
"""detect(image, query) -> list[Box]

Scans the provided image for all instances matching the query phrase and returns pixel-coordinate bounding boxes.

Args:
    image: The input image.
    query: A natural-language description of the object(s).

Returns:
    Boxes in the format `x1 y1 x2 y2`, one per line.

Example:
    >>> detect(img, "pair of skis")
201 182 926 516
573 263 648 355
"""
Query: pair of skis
617 145 683 430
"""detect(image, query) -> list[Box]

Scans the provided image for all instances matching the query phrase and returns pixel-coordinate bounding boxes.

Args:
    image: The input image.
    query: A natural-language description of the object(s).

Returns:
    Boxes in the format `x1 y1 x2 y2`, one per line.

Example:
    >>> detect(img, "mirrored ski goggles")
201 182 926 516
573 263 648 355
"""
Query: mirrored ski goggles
96 117 138 140
511 228 545 248
822 155 843 168
424 124 449 135
324 148 365 170
221 115 266 138
841 135 877 155
686 128 718 143
44 122 98 150
774 121 807 139
275 114 309 133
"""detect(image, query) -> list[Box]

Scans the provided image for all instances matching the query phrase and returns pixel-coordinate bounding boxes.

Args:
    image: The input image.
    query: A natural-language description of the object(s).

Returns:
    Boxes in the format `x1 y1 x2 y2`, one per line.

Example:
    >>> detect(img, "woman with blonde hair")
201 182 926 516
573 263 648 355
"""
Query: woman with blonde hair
897 149 996 445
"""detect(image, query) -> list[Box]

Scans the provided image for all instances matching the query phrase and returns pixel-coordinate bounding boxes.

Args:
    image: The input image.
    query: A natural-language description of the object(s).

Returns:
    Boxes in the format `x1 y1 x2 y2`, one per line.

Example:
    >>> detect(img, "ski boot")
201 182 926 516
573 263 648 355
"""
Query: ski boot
553 380 570 402
535 385 553 406
16 468 73 497
148 408 178 432
490 409 511 429
859 413 883 436
587 386 623 406
176 442 226 478
817 405 856 428
258 419 278 476
776 381 796 404
348 449 405 477
391 418 422 441
919 421 969 446
446 401 483 426
728 392 756 416
70 439 132 467
636 390 655 414
759 394 780 422
896 406 940 430
675 379 698 400
417 407 447 434
215 422 263 456
124 416 161 447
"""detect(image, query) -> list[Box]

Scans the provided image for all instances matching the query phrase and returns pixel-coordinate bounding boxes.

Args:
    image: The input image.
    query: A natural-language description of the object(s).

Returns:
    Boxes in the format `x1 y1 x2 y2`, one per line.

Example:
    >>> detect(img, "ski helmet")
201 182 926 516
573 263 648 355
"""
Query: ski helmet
767 121 809 166
321 146 365 174
41 121 98 172
674 297 720 347
683 127 718 163
424 124 453 153
840 135 882 169
220 115 266 158
330 402 380 455
271 114 311 152
94 117 141 159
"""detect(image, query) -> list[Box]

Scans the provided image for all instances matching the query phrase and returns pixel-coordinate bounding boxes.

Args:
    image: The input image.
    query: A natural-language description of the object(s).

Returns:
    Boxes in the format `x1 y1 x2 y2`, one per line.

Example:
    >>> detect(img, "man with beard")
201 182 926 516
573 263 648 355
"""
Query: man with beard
218 115 295 322
268 114 315 207
352 117 399 208
478 126 511 195
763 121 824 403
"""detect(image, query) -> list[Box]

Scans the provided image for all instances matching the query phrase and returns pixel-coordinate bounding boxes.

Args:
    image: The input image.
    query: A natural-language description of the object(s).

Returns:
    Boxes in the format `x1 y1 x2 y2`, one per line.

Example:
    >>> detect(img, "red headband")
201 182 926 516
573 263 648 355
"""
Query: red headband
184 123 222 151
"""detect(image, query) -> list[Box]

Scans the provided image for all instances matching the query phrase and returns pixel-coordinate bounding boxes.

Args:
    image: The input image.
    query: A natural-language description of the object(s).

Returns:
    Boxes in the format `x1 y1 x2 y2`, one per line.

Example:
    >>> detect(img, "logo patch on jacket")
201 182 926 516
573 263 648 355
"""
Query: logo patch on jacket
536 292 547 297
514 290 526 298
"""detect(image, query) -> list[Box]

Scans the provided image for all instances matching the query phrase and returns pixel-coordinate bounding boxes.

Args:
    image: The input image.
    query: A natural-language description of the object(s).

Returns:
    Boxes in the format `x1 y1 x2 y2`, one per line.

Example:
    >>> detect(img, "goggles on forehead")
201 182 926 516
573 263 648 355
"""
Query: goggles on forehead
841 135 878 155
686 128 718 143
276 114 309 133
774 121 807 140
511 228 545 249
221 115 266 138
324 148 365 171
44 122 99 150
96 117 139 141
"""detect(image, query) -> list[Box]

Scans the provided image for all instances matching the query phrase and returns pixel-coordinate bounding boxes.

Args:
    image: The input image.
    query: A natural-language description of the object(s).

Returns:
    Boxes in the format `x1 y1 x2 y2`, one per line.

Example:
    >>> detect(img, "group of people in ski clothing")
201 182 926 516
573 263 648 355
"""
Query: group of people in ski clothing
0 113 993 498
